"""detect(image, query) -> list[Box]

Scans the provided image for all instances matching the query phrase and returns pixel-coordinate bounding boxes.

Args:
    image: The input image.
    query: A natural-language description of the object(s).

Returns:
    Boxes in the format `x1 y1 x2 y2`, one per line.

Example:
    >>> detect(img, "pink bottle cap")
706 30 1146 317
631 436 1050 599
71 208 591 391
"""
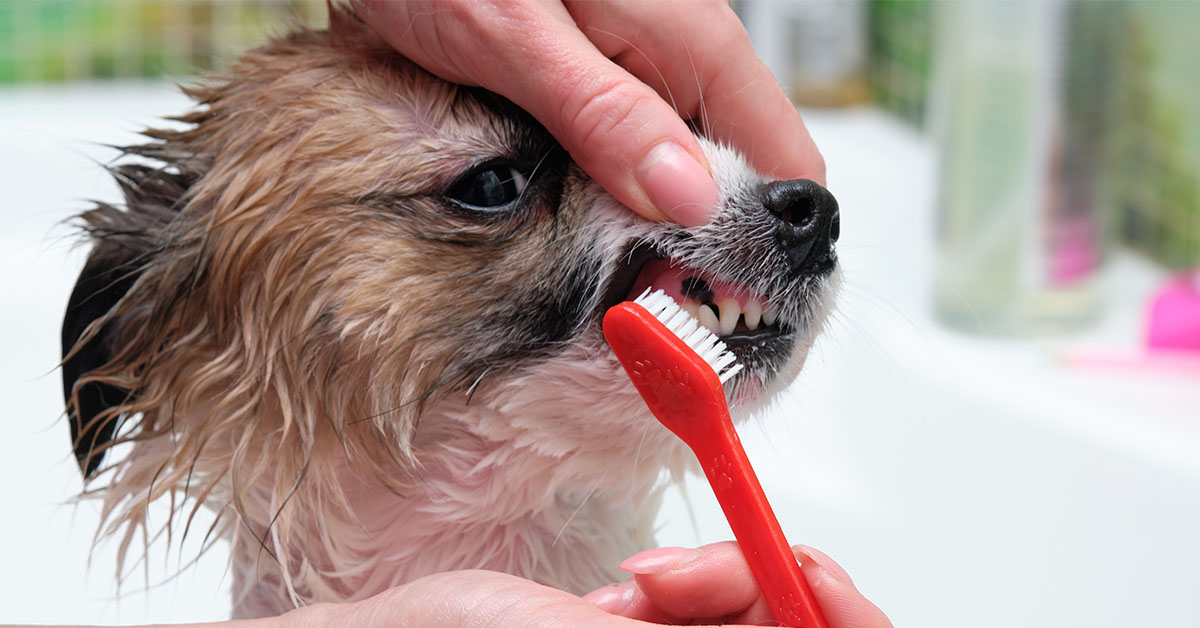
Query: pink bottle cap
1146 269 1200 353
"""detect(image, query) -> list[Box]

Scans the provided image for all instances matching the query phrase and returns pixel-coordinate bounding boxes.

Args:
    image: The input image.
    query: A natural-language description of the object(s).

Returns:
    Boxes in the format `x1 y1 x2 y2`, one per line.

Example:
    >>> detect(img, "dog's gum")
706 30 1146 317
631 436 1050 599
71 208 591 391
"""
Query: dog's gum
629 257 754 307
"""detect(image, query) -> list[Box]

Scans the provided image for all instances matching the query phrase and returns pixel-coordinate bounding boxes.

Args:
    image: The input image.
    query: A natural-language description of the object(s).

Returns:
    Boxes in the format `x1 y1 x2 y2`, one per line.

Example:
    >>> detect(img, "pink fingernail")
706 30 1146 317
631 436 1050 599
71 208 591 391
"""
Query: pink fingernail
618 546 702 574
636 142 720 227
795 545 855 586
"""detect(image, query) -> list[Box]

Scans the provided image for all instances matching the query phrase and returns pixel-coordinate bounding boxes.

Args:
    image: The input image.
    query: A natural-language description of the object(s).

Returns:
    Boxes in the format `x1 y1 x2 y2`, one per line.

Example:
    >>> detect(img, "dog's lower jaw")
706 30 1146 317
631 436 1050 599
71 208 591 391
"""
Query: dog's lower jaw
228 346 689 618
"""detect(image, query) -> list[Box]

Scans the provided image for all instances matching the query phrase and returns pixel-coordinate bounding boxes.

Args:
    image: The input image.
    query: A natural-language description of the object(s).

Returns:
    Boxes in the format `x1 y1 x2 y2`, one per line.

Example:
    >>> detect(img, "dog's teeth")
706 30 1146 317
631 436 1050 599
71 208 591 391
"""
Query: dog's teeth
744 299 762 331
697 304 720 334
717 298 740 335
763 304 778 327
682 301 700 320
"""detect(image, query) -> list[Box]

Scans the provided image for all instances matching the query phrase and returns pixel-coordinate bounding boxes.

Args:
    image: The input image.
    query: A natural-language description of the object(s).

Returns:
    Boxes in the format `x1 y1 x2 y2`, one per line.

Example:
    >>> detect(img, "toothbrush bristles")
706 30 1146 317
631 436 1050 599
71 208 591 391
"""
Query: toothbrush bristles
633 289 744 384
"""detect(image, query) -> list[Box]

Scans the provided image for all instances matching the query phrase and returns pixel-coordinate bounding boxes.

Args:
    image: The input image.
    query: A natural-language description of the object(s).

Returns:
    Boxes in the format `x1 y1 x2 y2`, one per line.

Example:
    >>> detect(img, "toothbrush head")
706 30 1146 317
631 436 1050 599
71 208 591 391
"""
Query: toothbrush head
632 288 745 383
603 289 742 442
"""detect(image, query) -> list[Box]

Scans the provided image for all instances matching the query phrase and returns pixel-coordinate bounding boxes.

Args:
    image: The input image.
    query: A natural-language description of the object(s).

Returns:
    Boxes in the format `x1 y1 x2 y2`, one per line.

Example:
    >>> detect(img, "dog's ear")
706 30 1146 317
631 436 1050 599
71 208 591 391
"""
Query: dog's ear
62 160 188 478
61 244 139 478
60 213 158 479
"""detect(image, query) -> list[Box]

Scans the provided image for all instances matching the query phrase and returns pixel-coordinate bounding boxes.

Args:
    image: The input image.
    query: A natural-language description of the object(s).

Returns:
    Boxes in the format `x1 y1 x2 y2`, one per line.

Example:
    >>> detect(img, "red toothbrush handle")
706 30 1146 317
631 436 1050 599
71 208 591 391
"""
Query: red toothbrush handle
601 302 828 627
694 428 829 628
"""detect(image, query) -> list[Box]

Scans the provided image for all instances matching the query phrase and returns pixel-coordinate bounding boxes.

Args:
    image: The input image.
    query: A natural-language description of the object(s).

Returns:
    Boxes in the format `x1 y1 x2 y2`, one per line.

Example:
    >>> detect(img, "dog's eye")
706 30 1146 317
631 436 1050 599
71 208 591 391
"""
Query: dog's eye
446 162 530 211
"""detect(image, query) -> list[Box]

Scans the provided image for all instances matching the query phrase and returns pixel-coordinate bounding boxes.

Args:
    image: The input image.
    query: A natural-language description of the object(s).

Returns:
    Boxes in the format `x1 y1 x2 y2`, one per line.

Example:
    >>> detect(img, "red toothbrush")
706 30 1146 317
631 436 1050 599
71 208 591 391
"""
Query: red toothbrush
603 289 829 628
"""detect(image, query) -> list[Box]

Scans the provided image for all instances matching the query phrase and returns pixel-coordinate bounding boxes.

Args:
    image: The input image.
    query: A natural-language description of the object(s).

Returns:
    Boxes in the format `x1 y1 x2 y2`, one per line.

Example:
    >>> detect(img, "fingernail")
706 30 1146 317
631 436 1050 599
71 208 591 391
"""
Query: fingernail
582 579 635 613
636 142 720 227
618 546 703 575
794 545 855 587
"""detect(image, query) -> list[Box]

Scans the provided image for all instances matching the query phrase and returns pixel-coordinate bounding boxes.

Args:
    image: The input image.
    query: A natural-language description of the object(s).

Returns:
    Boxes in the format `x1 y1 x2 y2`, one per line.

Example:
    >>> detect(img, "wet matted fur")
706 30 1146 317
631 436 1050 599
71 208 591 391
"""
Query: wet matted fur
61 6 840 618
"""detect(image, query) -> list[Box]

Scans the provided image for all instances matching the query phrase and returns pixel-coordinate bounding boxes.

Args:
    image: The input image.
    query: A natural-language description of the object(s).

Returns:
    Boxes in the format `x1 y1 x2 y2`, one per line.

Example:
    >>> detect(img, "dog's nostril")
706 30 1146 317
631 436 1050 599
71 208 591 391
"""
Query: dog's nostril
765 195 813 230
761 179 837 230
829 210 840 243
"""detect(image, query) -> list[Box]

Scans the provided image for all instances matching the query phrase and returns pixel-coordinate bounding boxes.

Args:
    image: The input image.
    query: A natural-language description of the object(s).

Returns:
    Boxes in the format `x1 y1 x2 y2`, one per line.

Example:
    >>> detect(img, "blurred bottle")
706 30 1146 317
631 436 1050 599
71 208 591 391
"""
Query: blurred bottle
931 0 1122 336
739 0 868 107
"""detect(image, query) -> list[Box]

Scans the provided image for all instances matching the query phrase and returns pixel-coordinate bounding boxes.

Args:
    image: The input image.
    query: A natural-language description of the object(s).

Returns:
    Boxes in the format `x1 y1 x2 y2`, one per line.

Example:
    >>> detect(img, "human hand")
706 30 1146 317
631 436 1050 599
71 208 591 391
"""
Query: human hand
274 543 888 628
583 542 892 627
351 0 824 227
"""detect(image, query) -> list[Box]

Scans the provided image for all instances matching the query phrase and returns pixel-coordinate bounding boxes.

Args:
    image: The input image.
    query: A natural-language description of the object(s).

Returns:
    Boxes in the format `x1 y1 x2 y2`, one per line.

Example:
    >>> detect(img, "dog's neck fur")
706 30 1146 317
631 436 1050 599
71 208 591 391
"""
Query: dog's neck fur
226 342 692 617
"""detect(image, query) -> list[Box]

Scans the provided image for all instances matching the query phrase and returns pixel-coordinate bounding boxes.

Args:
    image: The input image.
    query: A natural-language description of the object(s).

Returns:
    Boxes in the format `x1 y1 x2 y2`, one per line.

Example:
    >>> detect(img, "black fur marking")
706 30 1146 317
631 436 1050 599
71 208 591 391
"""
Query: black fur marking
498 255 603 360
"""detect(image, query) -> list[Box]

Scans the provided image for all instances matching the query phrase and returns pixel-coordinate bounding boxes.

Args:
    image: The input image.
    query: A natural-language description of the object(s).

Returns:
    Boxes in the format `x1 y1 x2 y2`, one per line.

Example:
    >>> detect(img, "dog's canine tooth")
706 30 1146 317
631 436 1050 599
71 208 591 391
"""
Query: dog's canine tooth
697 304 720 334
763 304 778 327
717 298 740 335
744 299 762 331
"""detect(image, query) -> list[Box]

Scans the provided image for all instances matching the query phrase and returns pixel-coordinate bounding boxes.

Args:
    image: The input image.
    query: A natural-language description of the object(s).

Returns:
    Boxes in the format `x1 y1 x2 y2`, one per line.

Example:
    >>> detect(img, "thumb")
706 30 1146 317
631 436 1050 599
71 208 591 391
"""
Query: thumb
794 545 893 628
517 55 721 227
487 12 720 226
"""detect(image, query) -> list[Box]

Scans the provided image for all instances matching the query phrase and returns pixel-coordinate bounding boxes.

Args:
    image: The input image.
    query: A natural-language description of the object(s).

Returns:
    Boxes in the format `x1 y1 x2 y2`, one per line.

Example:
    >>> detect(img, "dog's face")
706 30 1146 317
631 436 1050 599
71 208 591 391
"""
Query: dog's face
61 9 838 609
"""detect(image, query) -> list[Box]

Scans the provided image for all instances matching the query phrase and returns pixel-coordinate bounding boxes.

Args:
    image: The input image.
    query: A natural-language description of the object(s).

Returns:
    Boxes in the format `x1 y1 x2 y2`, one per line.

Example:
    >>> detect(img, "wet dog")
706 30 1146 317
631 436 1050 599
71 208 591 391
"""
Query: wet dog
61 7 839 618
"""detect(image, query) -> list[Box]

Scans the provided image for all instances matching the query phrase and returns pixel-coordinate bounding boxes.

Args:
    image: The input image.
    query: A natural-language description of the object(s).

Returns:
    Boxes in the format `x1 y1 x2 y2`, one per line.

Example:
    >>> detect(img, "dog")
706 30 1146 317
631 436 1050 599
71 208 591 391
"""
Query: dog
60 6 840 619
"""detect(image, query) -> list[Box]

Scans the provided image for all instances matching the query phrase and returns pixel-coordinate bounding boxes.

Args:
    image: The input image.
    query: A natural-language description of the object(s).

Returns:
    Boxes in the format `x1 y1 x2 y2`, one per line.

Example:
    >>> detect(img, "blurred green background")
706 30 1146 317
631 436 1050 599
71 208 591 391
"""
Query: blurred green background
868 0 1199 271
0 0 326 83
1 0 1196 270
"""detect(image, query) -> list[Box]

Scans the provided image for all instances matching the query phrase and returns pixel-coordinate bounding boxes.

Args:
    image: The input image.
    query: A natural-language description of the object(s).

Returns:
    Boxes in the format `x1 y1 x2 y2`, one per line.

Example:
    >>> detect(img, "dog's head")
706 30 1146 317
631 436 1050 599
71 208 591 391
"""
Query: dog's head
60 6 839 597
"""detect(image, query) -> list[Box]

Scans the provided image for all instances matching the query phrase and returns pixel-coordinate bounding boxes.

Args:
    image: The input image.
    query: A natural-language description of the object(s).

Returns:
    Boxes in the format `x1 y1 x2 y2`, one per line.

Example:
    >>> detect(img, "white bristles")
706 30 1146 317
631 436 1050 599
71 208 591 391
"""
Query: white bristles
633 288 745 384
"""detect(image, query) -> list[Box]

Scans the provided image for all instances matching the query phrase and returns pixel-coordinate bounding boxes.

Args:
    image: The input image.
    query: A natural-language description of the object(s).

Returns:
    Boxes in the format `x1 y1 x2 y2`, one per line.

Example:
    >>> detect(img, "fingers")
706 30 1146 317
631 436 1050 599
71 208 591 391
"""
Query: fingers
582 545 753 624
351 0 718 226
352 0 824 222
586 542 892 628
566 0 825 185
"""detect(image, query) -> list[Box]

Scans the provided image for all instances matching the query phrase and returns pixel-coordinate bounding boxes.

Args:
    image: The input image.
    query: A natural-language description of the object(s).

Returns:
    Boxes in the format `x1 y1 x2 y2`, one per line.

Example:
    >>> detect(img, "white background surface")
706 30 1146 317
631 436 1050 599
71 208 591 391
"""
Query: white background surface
3 82 1199 627
2 83 233 625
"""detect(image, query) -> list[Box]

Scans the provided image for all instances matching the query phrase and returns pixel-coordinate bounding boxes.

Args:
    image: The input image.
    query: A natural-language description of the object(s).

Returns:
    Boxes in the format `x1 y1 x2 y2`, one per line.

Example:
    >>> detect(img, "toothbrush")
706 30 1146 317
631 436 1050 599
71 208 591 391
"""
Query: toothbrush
603 289 829 628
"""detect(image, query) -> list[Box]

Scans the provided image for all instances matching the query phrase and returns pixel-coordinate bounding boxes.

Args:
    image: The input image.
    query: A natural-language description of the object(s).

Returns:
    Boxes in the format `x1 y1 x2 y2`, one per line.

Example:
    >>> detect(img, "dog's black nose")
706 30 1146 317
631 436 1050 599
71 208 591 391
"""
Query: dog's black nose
760 178 840 275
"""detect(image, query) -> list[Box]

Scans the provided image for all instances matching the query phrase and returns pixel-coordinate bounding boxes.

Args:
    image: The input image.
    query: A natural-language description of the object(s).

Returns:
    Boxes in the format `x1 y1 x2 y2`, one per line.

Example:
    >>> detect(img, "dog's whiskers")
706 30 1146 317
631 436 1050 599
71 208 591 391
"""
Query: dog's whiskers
629 420 653 498
683 40 711 139
586 27 681 120
552 470 610 549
